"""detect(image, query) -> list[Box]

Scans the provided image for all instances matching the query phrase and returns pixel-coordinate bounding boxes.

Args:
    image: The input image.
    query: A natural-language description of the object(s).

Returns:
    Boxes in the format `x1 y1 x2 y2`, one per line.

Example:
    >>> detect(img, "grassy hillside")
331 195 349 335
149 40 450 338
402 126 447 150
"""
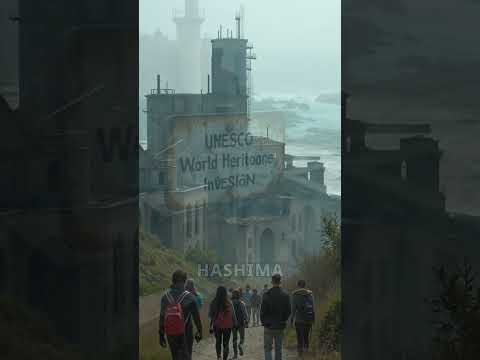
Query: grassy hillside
139 229 241 360
139 229 221 297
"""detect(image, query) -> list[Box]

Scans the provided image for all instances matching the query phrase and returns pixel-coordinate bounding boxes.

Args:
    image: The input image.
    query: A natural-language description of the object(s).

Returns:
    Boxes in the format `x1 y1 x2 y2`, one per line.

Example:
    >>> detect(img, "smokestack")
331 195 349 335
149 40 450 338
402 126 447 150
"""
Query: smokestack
236 14 241 39
156 74 161 94
185 0 199 18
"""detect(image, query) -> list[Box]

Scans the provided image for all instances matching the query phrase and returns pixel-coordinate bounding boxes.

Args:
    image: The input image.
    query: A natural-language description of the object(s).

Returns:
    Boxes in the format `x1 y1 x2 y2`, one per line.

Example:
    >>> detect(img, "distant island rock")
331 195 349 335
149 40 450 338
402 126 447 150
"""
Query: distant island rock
254 98 310 111
315 93 341 105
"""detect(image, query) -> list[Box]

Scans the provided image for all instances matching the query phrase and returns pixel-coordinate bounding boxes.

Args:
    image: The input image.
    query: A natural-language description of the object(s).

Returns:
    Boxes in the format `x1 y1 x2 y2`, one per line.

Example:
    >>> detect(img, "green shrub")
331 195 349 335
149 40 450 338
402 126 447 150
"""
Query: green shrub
285 213 341 358
317 295 341 353
427 259 480 360
185 245 220 266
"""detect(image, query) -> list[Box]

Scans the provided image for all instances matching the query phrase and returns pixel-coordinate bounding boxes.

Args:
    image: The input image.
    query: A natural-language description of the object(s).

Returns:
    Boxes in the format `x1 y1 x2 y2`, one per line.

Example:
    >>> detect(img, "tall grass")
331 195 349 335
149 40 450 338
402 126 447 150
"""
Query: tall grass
285 214 341 358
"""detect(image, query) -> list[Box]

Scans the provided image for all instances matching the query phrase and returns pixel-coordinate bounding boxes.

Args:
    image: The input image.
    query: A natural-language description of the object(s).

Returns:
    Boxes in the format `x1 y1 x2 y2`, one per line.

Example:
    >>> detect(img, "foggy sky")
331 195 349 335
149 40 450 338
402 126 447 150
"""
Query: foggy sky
140 0 340 96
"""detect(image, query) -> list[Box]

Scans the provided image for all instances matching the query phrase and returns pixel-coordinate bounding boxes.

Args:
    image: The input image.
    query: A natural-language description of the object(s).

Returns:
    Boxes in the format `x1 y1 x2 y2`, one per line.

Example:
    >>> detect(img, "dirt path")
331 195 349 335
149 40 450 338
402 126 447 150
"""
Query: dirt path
140 293 296 359
140 293 162 326
192 325 297 360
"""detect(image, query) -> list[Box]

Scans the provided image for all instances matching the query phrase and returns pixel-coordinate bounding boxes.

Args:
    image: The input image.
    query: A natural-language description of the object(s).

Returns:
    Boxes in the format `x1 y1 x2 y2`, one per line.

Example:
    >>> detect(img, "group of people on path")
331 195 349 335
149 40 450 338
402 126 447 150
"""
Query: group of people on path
158 270 315 360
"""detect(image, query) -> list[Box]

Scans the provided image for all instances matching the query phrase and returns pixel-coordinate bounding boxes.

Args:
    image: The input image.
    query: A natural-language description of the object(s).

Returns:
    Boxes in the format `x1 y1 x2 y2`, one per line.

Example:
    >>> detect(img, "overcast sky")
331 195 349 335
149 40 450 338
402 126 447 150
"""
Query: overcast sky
140 0 340 96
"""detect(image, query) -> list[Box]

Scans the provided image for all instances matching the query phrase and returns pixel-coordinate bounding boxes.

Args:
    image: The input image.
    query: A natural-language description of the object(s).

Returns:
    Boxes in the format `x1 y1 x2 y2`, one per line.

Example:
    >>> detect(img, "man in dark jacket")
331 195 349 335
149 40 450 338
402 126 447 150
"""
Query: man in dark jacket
260 273 291 360
159 270 203 360
244 285 253 324
250 289 262 326
291 280 315 357
231 289 248 359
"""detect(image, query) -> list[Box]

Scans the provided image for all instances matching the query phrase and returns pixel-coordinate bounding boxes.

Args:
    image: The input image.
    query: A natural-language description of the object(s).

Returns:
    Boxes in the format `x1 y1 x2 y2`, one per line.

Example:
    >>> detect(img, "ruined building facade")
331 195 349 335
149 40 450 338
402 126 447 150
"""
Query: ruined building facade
140 18 340 275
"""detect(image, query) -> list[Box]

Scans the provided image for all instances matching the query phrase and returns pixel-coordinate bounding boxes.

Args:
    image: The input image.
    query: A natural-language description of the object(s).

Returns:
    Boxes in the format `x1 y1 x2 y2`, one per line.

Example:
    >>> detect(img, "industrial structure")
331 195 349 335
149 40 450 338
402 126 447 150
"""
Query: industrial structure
146 12 251 156
140 11 340 274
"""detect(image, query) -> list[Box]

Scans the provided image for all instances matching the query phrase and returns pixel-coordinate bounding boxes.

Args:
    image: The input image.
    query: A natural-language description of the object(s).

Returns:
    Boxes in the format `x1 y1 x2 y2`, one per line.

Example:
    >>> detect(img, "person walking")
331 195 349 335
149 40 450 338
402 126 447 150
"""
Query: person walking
238 287 244 302
184 278 203 359
185 278 203 310
231 289 248 358
291 280 315 358
244 285 253 324
260 274 291 360
250 288 261 326
209 286 238 360
261 284 269 298
159 270 203 360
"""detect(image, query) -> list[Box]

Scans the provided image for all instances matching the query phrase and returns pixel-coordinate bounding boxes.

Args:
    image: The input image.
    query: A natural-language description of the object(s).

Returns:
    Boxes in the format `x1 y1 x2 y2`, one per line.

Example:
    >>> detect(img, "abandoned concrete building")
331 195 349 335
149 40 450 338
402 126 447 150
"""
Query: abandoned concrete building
139 14 340 275
0 1 138 358
341 92 480 360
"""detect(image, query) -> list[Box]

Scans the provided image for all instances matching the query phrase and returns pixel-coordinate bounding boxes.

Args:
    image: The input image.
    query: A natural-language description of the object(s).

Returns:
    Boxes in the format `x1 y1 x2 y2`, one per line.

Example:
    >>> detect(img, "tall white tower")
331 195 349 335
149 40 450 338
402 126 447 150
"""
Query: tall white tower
173 0 204 93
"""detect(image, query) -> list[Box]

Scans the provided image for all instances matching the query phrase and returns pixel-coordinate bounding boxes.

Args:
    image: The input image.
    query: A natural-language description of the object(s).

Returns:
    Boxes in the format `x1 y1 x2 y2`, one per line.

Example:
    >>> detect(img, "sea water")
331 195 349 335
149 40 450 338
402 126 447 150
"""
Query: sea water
253 92 341 196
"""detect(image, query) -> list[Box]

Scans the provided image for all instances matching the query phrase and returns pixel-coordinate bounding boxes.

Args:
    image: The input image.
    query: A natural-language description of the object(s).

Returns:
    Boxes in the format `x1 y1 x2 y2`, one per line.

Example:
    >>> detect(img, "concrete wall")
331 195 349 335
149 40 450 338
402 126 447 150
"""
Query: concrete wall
211 39 248 96
146 93 247 155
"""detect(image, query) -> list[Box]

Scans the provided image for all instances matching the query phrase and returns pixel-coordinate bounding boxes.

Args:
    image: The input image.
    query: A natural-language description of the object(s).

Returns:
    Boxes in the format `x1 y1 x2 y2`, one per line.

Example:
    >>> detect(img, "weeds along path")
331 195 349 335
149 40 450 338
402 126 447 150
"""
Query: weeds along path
140 293 163 326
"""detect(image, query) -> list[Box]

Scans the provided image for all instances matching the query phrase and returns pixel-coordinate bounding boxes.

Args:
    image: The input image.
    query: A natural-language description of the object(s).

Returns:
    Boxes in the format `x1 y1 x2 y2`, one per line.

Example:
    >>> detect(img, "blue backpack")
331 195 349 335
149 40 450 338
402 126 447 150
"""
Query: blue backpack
194 292 204 309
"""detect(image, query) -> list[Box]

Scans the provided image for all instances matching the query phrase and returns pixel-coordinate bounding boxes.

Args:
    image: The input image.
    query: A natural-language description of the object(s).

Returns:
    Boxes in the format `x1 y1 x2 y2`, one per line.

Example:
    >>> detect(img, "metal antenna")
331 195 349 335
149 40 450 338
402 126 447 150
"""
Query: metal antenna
235 13 241 39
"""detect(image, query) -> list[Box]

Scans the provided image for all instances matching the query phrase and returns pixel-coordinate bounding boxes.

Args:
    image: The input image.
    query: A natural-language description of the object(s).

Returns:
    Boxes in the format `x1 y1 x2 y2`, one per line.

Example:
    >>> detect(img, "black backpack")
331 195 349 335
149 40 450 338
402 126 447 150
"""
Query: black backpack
233 300 246 324
300 294 315 323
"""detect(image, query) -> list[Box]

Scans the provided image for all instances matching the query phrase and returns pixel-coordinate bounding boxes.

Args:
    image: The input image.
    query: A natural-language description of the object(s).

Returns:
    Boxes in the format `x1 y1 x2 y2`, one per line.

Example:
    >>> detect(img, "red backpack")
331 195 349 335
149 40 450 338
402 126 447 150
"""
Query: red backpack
164 291 189 336
214 303 233 329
